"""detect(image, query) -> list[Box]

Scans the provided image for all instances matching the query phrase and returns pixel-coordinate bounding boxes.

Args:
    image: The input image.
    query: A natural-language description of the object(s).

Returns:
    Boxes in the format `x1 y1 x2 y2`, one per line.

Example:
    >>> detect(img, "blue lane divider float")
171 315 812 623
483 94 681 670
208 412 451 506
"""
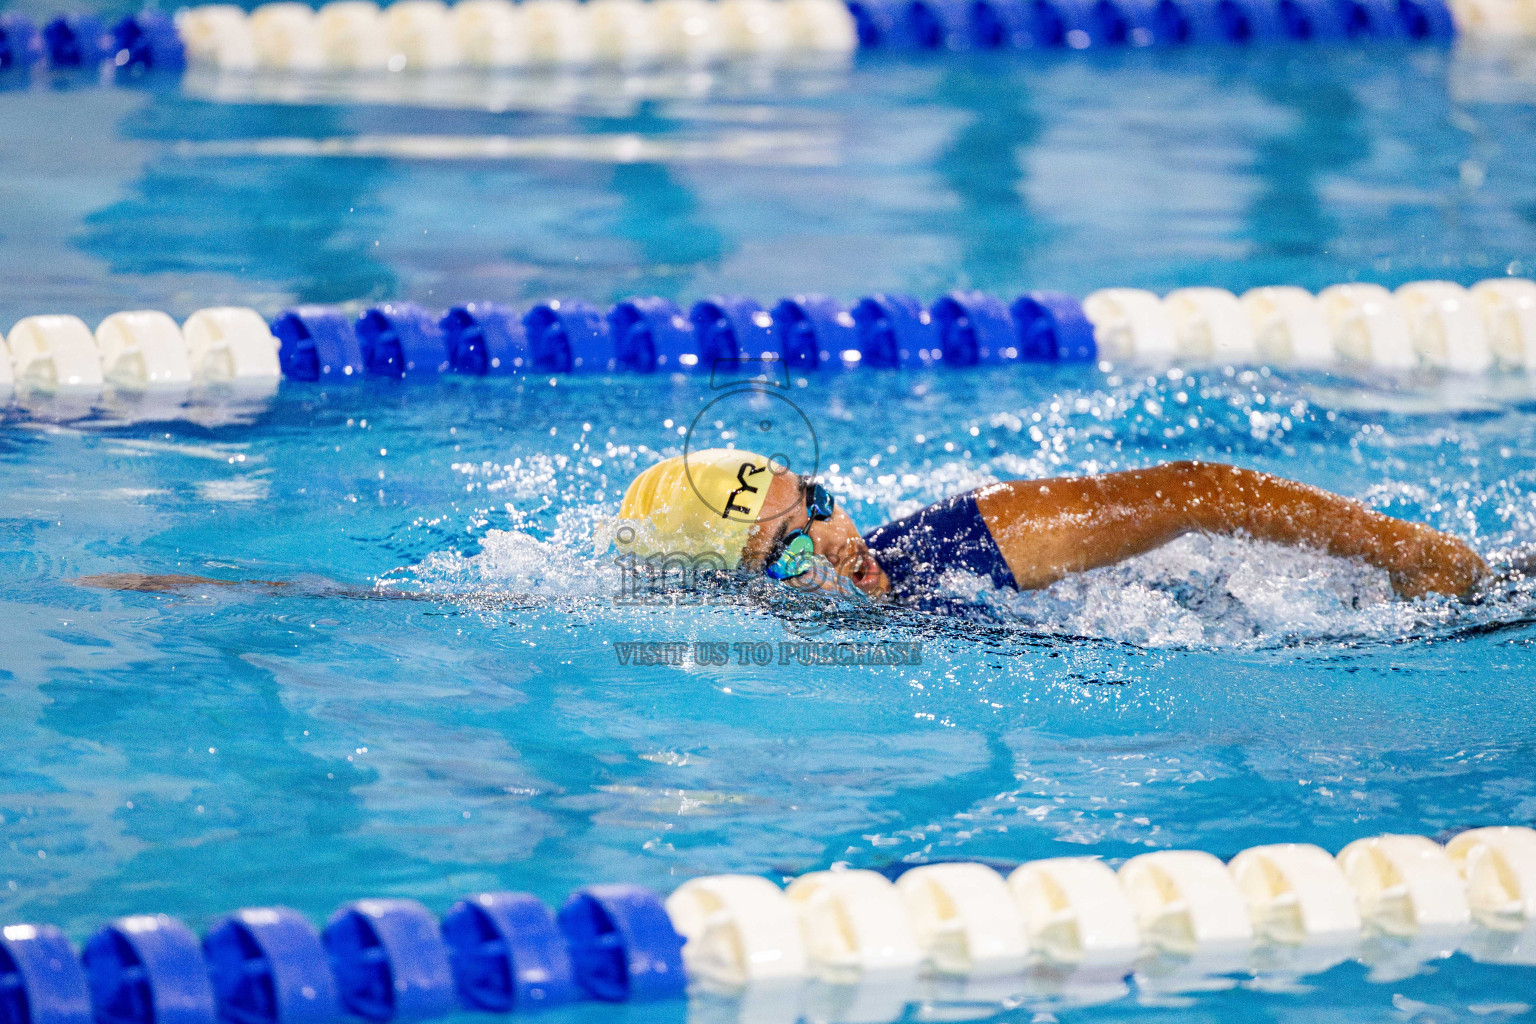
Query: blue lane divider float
82 915 217 1024
931 290 1018 365
1012 291 1097 361
107 10 186 71
851 293 939 368
522 300 612 373
0 9 186 72
608 297 696 373
267 289 1096 384
322 901 453 1022
440 302 528 375
38 15 111 68
689 295 780 371
0 886 684 1024
203 908 339 1024
556 886 685 1002
272 307 366 382
355 303 448 379
772 294 858 370
0 14 45 70
0 925 92 1024
440 893 575 1012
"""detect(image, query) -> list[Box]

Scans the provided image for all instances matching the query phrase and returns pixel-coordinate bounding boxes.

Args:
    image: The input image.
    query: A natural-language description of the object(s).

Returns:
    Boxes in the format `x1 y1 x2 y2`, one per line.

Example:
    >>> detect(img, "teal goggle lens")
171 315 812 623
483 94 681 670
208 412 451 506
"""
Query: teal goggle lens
806 482 834 522
765 530 816 581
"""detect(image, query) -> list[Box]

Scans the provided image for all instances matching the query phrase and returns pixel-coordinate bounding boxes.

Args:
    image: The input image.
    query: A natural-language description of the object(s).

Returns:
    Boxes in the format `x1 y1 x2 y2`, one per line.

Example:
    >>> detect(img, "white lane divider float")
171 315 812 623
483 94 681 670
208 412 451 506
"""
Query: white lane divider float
1164 286 1257 362
383 0 463 68
1242 285 1335 367
1005 857 1141 964
7 315 106 392
1081 278 1536 373
589 0 661 65
523 0 598 63
895 863 1030 978
317 1 393 70
1228 842 1363 943
783 869 921 1024
1316 283 1417 370
667 874 808 987
1337 833 1471 937
1081 288 1178 362
1118 850 1253 954
452 0 531 66
783 869 924 979
1471 278 1536 372
1448 0 1528 35
719 0 793 54
177 4 260 70
653 0 726 62
1116 850 1253 995
250 1 327 69
1 305 279 419
96 311 195 389
177 0 859 70
1447 825 1536 929
784 0 858 50
182 307 284 382
1395 280 1495 374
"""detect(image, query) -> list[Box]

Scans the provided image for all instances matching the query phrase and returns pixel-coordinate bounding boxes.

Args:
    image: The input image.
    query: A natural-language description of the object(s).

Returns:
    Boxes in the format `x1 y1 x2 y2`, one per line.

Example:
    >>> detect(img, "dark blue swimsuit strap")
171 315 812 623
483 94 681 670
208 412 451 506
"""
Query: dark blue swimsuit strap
861 490 1017 603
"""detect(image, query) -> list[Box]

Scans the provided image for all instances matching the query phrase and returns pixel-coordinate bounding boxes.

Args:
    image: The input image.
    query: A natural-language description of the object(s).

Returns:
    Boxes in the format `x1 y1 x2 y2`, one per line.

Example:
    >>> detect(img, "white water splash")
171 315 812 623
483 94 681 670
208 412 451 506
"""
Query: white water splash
946 533 1477 648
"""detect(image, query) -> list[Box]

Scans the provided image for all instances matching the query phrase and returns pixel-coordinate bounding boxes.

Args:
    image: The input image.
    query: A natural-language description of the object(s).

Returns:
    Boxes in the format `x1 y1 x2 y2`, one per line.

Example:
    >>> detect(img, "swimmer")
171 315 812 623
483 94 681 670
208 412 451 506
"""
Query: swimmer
618 449 1490 603
77 449 1495 603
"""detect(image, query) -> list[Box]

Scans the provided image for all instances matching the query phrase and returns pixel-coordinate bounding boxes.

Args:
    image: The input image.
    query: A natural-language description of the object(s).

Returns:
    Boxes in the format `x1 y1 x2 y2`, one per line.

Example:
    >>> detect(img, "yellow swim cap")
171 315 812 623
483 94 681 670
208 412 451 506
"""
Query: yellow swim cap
618 448 777 568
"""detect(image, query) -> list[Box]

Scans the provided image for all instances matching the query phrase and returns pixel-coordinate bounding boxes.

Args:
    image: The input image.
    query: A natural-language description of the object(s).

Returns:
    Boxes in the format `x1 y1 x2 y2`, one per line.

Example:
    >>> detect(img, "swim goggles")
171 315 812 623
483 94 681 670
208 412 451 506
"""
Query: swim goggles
764 481 835 581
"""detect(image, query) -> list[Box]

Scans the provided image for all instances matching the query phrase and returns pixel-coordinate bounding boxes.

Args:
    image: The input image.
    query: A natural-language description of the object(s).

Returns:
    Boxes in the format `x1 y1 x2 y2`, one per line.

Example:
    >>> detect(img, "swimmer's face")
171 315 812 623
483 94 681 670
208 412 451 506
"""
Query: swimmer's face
741 469 890 597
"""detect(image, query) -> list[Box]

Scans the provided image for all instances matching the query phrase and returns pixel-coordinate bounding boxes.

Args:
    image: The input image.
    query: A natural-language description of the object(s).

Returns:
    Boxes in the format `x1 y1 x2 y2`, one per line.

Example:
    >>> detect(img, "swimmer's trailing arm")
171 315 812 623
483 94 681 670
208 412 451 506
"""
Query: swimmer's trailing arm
974 461 1489 601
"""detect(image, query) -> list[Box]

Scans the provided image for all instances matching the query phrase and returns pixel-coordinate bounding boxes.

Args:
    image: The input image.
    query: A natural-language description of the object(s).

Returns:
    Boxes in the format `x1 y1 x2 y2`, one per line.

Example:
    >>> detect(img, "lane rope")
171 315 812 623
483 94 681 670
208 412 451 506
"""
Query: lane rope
1 827 1532 1024
4 279 1534 400
1 0 1497 77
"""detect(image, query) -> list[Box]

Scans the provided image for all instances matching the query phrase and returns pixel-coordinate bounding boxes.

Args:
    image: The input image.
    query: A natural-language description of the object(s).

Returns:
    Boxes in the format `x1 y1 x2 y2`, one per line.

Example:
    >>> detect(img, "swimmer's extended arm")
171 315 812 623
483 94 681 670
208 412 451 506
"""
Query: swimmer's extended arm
70 573 535 608
975 461 1488 599
74 574 376 599
74 573 291 593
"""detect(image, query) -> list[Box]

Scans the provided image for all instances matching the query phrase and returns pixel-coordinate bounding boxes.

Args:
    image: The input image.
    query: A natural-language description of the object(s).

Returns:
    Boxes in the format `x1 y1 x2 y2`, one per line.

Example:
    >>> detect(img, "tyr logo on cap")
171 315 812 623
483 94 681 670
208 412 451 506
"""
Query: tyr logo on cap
723 460 766 519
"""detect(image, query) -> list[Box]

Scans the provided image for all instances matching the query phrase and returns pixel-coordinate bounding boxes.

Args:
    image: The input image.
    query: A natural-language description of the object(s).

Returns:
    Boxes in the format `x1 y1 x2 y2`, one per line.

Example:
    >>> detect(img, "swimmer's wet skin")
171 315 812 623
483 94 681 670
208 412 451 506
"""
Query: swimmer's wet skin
76 453 1489 603
620 450 1488 603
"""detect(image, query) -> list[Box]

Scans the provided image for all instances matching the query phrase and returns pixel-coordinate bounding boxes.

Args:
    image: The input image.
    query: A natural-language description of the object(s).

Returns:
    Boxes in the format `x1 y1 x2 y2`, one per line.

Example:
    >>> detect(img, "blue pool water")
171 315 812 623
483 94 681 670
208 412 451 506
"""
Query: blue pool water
3 35 1536 1024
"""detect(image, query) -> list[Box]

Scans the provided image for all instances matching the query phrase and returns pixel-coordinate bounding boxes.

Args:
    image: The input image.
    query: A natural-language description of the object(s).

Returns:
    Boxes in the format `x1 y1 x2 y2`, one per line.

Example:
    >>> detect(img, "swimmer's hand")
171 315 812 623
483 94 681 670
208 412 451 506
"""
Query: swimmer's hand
1478 543 1536 595
1389 537 1488 603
